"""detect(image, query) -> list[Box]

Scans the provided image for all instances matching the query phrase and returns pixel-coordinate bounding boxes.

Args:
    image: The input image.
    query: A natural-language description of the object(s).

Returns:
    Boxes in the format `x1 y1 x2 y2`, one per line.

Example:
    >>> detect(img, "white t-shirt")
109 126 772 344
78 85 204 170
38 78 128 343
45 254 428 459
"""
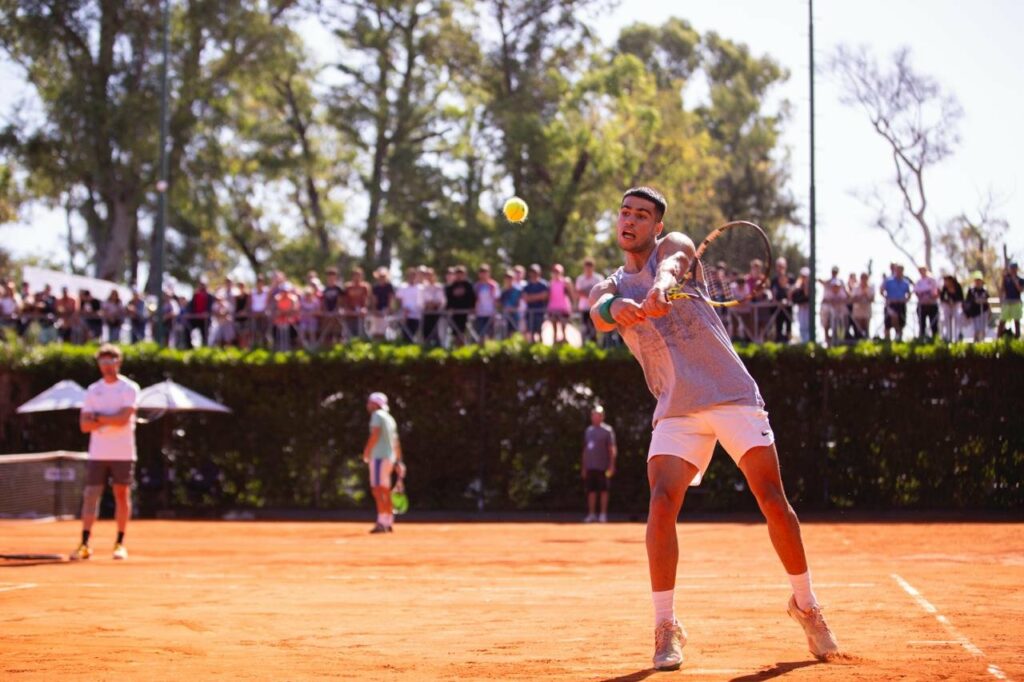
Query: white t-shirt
575 272 603 311
396 283 424 319
82 376 140 461
250 290 270 313
475 280 499 316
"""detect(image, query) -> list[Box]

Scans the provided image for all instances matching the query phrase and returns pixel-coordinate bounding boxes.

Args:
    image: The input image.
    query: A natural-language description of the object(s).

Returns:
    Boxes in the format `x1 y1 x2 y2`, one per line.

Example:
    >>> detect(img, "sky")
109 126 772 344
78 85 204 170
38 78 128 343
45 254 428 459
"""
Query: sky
1 0 1022 281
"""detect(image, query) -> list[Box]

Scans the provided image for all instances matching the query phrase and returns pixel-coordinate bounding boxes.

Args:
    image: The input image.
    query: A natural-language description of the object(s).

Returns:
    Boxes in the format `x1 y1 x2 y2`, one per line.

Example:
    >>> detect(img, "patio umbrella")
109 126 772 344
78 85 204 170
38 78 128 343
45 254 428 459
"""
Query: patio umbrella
138 379 232 415
16 380 87 414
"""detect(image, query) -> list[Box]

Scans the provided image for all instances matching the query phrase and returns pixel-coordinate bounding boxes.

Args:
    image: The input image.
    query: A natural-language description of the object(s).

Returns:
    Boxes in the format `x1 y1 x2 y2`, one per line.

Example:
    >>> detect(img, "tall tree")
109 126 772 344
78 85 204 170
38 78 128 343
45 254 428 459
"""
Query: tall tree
0 0 301 284
829 45 963 271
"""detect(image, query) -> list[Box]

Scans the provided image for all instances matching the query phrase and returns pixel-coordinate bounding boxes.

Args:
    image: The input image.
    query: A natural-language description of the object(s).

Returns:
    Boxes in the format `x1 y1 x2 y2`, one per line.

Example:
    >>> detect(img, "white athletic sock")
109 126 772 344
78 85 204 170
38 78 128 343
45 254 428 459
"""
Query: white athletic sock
386 514 394 526
788 570 819 611
652 589 675 626
376 514 386 525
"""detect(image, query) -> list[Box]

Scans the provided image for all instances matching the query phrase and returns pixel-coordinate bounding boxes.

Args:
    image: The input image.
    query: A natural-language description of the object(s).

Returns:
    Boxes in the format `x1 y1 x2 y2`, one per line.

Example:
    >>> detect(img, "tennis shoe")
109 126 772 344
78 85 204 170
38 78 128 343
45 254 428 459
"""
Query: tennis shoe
112 543 128 561
369 523 388 534
583 514 597 523
70 543 92 561
652 618 686 670
787 595 840 660
598 513 608 523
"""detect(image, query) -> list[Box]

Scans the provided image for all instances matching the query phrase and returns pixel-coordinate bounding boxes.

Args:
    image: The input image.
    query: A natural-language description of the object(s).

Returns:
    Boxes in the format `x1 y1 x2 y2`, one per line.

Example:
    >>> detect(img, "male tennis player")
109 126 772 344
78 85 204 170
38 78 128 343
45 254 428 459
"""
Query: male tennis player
72 343 140 561
362 392 405 534
590 187 840 670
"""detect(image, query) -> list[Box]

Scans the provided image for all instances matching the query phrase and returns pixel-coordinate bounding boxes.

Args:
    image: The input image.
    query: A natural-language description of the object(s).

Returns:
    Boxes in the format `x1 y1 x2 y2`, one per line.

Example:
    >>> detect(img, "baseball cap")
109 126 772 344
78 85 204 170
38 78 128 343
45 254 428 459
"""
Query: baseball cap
368 392 388 408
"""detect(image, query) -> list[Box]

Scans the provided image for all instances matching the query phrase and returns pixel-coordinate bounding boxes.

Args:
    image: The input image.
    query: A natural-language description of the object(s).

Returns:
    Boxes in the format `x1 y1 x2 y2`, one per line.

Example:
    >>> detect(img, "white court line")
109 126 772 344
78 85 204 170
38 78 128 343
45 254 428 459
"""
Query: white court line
892 574 1011 681
675 582 875 590
0 583 37 593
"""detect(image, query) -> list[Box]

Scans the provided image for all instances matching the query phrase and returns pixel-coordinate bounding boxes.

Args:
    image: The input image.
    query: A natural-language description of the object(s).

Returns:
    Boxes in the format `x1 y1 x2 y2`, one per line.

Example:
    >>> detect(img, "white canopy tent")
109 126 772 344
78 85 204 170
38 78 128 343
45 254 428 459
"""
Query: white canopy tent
138 380 231 414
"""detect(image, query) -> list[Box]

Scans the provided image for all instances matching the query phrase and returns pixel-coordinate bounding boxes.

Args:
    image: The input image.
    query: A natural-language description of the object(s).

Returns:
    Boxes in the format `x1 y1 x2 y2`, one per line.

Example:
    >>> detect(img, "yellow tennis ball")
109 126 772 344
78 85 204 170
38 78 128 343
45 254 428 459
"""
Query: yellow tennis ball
503 196 528 223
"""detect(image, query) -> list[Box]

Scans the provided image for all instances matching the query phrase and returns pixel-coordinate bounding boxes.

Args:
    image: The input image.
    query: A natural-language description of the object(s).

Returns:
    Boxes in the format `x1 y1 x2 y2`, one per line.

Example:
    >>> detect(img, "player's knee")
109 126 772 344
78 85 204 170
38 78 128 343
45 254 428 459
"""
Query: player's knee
81 485 103 515
756 486 792 522
648 485 684 520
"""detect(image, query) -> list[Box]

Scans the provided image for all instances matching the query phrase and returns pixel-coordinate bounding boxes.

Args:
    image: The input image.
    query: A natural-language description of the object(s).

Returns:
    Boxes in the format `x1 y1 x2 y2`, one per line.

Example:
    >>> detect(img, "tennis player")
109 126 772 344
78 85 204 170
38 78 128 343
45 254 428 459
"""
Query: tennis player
590 187 840 670
72 343 140 561
362 392 405 534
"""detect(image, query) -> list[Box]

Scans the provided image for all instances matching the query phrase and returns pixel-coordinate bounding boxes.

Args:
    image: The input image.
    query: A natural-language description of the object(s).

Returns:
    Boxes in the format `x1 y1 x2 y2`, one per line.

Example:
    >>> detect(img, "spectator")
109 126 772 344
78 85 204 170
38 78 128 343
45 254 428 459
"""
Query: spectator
127 290 147 343
421 267 446 347
396 267 424 343
473 264 500 341
55 286 78 342
512 264 528 334
174 295 190 348
575 257 603 343
939 273 964 342
249 275 271 348
102 290 126 343
747 259 770 340
819 266 847 346
187 281 212 348
319 268 345 346
849 273 874 340
1 281 20 332
881 264 911 341
35 284 58 344
233 282 250 348
210 293 237 347
444 265 476 345
546 263 575 345
273 282 300 350
306 269 323 295
914 266 940 340
522 264 549 344
845 273 858 339
343 267 371 340
17 282 33 336
298 286 321 349
498 270 523 340
581 405 616 524
159 290 179 347
997 262 1023 339
790 267 812 343
369 267 396 342
80 290 103 341
769 257 795 343
963 271 990 342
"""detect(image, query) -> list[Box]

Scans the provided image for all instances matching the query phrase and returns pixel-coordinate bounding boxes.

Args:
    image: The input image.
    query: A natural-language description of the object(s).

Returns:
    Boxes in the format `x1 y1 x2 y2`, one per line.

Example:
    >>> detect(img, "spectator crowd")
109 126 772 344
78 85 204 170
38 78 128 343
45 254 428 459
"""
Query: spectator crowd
1 258 1019 350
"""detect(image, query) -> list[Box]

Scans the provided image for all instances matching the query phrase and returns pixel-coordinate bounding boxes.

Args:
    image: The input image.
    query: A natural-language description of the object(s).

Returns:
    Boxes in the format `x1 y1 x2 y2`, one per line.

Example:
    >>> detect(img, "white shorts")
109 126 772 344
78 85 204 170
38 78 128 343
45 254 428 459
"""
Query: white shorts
368 458 394 488
648 405 775 486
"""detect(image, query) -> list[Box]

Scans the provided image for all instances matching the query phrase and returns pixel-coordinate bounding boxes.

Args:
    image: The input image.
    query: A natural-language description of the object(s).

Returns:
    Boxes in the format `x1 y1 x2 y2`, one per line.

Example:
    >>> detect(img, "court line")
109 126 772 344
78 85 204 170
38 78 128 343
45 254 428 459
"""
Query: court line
891 574 1011 681
0 583 38 593
675 582 874 590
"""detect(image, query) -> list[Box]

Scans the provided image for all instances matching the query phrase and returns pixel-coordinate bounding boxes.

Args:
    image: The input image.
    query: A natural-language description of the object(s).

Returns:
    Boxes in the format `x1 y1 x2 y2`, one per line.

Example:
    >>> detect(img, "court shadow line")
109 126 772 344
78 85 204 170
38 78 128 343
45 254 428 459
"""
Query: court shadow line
729 660 819 681
599 669 658 682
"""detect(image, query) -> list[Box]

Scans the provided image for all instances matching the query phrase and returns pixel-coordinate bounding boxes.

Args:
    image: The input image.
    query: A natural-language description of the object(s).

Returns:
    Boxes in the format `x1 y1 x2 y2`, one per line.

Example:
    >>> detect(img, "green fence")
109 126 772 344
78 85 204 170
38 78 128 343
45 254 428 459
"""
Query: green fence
1 339 1021 515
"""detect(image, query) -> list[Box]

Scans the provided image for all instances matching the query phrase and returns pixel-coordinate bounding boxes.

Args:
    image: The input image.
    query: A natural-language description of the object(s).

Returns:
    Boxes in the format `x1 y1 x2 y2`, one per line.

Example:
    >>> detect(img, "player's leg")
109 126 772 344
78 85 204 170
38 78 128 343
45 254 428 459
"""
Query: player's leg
111 483 131 559
646 455 699 670
598 489 609 522
72 461 107 560
585 487 597 522
737 442 840 660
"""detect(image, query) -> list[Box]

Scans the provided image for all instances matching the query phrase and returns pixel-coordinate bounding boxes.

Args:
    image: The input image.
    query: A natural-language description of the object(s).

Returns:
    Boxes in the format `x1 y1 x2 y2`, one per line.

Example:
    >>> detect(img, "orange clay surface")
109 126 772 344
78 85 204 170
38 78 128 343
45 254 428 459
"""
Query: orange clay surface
2 519 1022 681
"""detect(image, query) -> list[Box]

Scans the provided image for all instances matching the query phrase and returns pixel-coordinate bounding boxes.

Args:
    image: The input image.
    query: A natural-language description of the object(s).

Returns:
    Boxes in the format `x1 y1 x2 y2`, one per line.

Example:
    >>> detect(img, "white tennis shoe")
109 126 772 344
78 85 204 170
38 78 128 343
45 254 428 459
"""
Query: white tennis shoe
787 595 840 660
652 619 686 670
112 543 128 561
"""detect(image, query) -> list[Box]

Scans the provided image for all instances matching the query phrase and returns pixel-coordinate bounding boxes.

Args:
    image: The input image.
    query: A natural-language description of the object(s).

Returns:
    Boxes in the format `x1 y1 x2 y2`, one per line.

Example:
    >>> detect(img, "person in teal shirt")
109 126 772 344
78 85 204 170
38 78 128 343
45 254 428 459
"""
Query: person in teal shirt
362 392 404 533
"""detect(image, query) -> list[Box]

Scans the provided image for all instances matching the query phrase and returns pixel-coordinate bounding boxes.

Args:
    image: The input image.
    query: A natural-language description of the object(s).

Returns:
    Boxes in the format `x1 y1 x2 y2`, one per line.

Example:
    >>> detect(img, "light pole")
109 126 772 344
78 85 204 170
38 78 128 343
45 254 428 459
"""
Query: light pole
149 0 171 343
808 0 818 343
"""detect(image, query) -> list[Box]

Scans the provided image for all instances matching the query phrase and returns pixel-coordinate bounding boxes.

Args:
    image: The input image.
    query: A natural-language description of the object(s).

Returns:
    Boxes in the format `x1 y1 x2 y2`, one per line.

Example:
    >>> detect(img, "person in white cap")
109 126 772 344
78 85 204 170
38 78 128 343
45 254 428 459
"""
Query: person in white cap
362 392 404 533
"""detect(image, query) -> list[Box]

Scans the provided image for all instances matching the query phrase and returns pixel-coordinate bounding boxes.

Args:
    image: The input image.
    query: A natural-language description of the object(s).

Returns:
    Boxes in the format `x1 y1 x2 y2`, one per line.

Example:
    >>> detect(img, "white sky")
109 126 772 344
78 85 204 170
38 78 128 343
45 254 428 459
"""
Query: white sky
1 0 1021 280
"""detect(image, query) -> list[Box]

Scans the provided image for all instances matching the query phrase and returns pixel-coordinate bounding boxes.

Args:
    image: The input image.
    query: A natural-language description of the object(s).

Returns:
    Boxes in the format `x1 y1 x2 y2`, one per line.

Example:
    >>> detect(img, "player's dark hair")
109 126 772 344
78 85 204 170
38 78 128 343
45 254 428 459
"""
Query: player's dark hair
622 186 667 221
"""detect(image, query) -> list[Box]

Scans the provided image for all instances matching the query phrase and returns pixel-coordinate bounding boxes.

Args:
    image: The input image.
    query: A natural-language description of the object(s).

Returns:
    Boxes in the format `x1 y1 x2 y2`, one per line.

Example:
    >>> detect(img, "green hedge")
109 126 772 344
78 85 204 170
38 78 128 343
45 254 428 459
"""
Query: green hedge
1 338 1022 514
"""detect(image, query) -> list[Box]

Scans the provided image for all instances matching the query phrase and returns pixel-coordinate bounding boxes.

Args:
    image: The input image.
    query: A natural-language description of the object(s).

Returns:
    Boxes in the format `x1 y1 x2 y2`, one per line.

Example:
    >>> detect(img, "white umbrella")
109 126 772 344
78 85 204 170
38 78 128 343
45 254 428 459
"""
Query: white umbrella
16 380 87 414
138 380 231 414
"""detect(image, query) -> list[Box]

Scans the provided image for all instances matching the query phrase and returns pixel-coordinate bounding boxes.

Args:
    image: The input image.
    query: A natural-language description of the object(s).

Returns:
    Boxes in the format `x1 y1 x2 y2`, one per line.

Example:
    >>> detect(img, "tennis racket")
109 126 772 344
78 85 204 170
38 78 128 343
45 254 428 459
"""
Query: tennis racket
665 220 772 307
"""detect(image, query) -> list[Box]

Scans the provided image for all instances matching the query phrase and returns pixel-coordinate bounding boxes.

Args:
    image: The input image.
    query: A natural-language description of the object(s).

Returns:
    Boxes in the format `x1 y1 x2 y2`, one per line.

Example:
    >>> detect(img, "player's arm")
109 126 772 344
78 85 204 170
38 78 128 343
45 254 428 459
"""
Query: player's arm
607 429 617 477
79 409 99 433
590 277 646 332
643 233 696 318
95 406 136 427
362 426 380 463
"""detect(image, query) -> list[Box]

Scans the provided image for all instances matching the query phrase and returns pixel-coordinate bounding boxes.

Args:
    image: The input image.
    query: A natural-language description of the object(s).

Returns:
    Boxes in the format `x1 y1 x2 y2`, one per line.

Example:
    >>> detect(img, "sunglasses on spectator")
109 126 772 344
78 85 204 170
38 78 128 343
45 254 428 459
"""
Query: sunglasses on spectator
97 357 120 366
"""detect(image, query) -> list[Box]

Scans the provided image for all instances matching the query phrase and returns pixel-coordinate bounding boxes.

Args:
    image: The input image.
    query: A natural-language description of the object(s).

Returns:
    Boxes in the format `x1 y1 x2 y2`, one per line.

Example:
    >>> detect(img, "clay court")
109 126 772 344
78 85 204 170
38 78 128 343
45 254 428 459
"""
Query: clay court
1 519 1021 681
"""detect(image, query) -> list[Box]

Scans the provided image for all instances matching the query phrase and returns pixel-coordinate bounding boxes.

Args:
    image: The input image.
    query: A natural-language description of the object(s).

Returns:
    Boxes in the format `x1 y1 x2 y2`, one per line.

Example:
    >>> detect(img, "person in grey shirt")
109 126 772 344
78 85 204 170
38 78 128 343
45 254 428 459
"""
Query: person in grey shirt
589 186 840 671
581 405 617 523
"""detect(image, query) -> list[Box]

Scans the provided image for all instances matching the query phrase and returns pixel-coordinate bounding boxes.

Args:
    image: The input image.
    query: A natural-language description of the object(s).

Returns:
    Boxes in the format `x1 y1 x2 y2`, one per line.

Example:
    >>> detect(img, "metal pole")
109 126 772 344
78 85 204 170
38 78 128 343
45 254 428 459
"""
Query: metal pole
149 0 171 343
808 0 818 344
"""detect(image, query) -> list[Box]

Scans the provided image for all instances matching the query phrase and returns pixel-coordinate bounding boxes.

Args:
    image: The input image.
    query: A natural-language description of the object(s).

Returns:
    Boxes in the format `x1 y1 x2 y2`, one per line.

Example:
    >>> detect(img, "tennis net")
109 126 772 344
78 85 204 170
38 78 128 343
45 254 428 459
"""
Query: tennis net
0 451 88 520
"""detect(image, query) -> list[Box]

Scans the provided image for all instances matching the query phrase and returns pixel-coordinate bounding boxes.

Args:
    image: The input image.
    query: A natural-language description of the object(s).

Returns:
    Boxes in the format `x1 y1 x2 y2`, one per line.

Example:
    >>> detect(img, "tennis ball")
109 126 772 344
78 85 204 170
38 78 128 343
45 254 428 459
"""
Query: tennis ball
503 196 528 223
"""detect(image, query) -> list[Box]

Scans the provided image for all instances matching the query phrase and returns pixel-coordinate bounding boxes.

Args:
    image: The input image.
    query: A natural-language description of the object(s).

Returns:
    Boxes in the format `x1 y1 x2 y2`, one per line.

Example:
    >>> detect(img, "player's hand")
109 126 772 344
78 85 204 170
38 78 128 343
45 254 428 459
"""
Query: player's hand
395 461 407 478
611 298 647 327
641 286 671 318
606 465 615 478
